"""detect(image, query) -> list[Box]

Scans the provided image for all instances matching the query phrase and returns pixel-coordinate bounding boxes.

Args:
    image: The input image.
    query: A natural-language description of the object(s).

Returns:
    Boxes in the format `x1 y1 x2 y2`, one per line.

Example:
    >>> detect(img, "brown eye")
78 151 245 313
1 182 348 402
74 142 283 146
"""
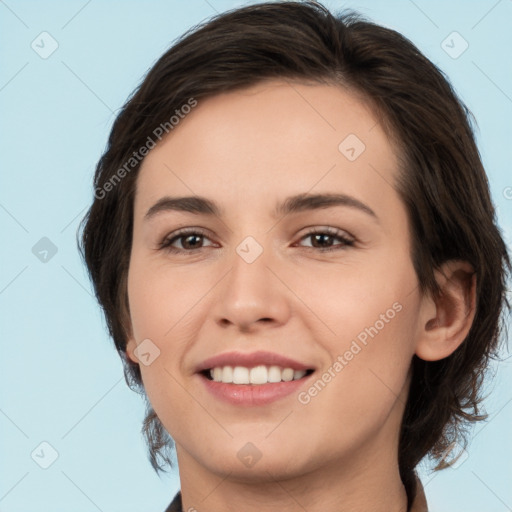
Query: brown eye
177 234 204 250
298 228 355 252
159 229 214 253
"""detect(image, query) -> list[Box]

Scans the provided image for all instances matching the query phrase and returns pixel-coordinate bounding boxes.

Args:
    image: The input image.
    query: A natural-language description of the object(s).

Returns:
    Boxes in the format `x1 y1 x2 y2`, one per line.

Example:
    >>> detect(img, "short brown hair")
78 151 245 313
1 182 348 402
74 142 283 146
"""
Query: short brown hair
78 0 511 504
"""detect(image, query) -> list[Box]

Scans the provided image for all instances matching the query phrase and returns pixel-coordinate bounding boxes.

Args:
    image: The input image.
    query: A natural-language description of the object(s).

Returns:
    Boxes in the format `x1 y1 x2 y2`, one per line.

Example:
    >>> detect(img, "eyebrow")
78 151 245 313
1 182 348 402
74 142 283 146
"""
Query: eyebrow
144 193 378 222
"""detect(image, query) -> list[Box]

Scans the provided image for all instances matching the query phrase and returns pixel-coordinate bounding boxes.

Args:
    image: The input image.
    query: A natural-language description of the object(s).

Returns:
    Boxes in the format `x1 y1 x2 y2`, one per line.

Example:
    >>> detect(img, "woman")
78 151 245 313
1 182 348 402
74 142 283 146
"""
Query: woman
79 2 510 511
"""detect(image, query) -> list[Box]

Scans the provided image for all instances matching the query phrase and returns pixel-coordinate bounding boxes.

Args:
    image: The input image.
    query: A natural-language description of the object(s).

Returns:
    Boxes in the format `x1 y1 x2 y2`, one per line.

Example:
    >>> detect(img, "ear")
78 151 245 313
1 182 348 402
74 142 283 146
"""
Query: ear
415 260 476 361
126 337 139 365
122 305 139 365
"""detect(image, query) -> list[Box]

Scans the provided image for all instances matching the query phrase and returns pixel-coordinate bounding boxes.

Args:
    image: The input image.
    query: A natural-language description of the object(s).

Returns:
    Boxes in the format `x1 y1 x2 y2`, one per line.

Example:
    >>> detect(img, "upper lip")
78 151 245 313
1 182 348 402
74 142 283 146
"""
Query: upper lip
195 350 315 373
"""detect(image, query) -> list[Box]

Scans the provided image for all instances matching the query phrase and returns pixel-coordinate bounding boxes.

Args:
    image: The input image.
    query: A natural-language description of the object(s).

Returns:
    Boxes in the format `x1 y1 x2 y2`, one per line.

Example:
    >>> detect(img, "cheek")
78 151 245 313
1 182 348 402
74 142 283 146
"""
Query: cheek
126 258 215 413
291 254 420 414
288 247 418 342
127 257 211 341
291 300 418 462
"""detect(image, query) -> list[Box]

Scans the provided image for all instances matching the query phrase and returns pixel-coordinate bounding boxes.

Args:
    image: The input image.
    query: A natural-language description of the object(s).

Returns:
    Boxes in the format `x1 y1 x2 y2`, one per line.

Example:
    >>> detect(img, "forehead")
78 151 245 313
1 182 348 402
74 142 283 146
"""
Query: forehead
134 79 402 220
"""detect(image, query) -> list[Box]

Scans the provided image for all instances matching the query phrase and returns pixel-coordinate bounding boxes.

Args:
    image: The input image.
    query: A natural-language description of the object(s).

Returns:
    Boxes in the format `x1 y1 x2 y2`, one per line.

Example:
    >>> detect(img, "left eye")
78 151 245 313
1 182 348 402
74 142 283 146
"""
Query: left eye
297 228 355 252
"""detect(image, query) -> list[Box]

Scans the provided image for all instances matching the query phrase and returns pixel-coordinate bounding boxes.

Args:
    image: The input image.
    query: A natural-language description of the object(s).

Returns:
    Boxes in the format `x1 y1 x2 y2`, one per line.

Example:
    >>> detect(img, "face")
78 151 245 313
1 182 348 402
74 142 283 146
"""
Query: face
126 80 427 482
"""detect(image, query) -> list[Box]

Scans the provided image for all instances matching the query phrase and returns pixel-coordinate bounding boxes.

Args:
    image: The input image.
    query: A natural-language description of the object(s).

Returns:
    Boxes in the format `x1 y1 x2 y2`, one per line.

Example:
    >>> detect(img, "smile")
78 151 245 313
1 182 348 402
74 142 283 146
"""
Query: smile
203 365 314 385
198 367 315 406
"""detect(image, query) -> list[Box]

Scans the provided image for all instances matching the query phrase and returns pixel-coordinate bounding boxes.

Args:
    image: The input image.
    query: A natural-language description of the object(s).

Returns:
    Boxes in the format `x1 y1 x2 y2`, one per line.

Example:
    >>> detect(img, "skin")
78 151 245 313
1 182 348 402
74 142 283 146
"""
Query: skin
125 79 476 512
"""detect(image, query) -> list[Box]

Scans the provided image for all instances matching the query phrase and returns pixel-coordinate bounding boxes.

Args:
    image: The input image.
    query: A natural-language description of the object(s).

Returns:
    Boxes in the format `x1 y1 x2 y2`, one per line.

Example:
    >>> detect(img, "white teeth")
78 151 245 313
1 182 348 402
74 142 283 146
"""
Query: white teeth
208 365 309 384
250 365 268 384
294 369 307 380
282 368 294 382
221 365 233 383
268 365 282 383
233 366 249 384
212 367 222 382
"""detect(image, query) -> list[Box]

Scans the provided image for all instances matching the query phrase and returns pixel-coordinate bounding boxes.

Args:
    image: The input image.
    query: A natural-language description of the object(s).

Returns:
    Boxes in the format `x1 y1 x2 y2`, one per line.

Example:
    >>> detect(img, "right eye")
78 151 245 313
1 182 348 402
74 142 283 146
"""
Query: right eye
159 228 216 253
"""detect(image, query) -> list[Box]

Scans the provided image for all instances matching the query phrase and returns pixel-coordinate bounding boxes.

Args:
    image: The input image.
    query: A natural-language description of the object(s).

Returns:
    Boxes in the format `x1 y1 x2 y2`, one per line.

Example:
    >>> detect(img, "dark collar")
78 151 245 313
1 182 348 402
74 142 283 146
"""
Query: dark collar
164 490 182 512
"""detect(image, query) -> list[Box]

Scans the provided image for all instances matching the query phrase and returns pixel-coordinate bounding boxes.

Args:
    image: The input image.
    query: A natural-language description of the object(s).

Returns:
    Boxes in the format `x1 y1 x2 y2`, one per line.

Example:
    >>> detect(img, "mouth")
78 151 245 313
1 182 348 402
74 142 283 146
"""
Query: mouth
197 365 316 406
194 350 317 405
198 366 315 385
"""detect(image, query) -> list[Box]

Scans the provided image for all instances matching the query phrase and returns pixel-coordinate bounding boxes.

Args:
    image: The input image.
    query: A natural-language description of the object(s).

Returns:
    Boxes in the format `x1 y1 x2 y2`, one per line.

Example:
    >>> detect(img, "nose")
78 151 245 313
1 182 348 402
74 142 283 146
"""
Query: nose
212 240 292 332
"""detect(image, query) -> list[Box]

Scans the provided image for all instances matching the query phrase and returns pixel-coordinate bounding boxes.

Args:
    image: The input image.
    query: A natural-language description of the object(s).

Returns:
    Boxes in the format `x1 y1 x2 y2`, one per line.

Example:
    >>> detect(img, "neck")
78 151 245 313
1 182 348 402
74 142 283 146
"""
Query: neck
175 434 409 512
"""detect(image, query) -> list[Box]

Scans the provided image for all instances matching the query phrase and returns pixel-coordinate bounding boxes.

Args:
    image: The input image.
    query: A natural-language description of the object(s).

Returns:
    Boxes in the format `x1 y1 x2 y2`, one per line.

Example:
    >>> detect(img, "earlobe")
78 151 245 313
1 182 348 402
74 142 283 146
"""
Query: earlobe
415 260 476 362
126 338 139 364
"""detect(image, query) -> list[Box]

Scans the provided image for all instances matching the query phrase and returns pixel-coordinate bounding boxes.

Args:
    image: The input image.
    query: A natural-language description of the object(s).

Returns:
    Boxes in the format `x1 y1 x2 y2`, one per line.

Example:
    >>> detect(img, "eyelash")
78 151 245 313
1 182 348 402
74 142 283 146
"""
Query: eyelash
158 227 355 254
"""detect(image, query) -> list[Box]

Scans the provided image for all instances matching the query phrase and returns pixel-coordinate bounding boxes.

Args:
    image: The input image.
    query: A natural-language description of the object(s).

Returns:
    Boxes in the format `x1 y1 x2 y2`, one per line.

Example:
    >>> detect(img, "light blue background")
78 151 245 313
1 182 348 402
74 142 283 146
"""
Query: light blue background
1 1 511 511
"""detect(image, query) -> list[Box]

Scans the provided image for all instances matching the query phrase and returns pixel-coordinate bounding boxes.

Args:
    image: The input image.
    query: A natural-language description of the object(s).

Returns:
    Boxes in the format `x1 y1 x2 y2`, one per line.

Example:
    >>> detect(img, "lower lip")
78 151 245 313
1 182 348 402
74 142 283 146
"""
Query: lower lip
198 373 313 406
